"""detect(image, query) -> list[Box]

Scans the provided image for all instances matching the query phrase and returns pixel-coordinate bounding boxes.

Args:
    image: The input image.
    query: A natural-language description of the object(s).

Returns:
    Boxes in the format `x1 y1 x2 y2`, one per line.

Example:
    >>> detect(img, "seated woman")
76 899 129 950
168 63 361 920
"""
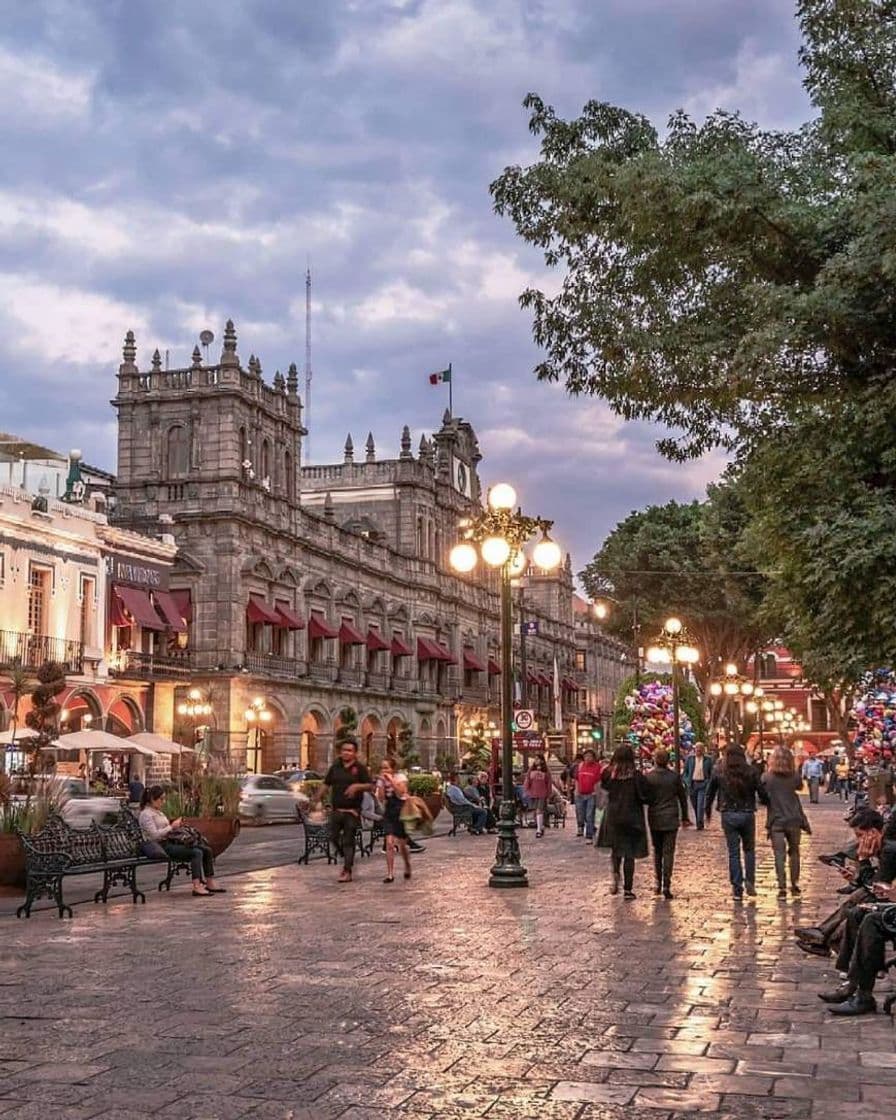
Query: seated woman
138 785 226 897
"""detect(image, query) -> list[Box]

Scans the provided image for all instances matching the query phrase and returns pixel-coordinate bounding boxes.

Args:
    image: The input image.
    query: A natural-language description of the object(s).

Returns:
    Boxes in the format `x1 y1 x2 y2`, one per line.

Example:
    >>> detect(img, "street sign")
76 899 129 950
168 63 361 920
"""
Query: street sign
520 620 539 637
515 709 535 731
513 732 545 751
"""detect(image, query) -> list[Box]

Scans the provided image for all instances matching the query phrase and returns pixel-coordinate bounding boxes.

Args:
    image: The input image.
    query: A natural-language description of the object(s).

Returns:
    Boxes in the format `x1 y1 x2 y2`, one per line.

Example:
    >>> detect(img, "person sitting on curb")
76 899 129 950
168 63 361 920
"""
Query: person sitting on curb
818 881 896 1016
138 786 225 897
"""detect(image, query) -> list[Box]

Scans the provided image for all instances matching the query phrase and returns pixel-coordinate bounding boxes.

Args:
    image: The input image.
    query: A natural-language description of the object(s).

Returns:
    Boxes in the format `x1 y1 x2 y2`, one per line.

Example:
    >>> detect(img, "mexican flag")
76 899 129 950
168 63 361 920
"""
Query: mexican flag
428 367 451 385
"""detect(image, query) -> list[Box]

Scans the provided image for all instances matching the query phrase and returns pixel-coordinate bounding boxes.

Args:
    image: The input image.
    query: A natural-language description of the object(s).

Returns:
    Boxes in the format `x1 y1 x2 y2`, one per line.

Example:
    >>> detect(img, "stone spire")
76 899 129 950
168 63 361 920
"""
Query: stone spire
119 330 137 373
191 345 202 368
419 435 434 468
344 434 354 464
442 407 452 427
365 432 375 463
255 356 263 381
247 354 259 378
286 362 299 396
220 319 239 368
151 348 162 372
399 426 412 460
323 492 335 522
273 369 285 392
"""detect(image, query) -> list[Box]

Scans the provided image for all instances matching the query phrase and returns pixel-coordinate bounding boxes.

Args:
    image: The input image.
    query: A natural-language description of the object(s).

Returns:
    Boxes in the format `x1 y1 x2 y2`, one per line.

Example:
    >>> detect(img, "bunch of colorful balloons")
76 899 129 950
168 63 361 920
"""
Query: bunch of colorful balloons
623 679 696 761
850 669 896 760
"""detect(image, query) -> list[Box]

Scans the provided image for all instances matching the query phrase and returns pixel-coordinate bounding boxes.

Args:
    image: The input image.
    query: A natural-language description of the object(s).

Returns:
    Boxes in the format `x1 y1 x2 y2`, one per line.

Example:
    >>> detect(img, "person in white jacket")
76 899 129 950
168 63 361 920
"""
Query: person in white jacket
138 786 225 897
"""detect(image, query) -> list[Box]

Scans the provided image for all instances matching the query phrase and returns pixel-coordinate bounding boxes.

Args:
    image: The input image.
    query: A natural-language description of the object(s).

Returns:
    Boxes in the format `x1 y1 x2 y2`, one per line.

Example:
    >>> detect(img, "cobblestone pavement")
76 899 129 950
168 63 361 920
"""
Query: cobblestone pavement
0 798 893 1120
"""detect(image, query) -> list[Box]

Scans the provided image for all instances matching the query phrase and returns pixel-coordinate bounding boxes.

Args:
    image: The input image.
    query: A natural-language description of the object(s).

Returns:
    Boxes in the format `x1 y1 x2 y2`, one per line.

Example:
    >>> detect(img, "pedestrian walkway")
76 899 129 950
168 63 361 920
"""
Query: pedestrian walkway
0 800 892 1119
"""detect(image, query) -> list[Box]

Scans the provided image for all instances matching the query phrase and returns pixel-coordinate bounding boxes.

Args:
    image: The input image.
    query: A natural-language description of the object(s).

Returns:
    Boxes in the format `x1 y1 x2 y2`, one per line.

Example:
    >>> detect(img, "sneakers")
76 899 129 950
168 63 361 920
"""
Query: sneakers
576 830 583 838
777 888 787 900
663 889 674 900
623 890 636 901
733 891 743 902
791 884 801 896
829 991 877 1016
744 881 757 897
653 881 663 896
819 984 854 1003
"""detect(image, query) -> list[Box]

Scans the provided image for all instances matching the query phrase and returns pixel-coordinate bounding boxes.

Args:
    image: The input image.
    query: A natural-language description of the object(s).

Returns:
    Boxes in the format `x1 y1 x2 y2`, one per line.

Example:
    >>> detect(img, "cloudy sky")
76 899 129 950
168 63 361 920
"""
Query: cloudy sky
0 0 811 573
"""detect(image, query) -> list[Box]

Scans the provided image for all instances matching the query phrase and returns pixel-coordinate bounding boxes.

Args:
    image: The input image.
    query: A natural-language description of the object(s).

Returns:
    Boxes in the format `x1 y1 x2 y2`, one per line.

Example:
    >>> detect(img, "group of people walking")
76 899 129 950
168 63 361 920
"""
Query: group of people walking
590 740 810 902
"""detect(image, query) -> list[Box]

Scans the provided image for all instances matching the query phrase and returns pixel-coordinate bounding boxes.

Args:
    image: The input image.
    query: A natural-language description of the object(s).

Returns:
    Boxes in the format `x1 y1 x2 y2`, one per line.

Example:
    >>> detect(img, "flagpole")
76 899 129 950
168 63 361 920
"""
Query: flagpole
448 362 453 417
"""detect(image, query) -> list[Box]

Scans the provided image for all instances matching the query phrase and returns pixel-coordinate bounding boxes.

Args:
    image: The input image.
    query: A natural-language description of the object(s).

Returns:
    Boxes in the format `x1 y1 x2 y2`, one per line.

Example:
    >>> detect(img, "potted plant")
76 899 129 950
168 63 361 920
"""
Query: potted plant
407 773 442 822
0 779 67 887
166 776 242 857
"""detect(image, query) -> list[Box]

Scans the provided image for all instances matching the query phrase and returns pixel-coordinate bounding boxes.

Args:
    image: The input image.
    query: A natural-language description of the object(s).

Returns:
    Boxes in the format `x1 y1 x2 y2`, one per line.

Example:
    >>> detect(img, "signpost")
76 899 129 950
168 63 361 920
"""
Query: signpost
515 709 535 731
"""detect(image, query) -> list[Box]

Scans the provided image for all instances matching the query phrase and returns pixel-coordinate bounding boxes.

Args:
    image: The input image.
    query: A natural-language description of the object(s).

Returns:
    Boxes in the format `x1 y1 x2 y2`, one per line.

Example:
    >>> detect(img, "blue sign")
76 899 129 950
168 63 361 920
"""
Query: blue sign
520 620 539 637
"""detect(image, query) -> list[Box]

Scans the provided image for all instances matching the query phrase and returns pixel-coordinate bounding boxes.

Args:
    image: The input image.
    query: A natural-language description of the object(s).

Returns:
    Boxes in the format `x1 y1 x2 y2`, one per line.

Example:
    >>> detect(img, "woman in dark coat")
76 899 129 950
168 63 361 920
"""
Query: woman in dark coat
644 748 690 900
597 744 650 900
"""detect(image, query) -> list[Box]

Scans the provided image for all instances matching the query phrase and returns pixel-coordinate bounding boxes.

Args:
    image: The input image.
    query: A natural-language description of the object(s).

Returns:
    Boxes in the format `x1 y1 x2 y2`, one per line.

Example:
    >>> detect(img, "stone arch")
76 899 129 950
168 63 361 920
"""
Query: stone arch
299 705 331 771
385 714 403 758
388 603 409 624
338 588 361 611
416 611 436 628
62 688 103 731
106 694 144 737
277 566 301 587
166 424 189 478
359 711 383 765
366 595 387 616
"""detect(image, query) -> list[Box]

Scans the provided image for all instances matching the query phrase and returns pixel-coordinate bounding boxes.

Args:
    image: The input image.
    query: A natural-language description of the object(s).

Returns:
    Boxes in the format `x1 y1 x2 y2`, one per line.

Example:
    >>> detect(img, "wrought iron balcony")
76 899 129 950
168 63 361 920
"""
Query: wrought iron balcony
336 665 364 687
0 630 82 674
109 649 193 679
364 669 390 691
306 659 339 684
243 652 307 679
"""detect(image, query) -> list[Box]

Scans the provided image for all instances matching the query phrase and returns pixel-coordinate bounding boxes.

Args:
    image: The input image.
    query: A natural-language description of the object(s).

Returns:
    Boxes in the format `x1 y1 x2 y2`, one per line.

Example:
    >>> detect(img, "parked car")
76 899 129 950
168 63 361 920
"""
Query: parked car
9 778 121 829
239 774 305 823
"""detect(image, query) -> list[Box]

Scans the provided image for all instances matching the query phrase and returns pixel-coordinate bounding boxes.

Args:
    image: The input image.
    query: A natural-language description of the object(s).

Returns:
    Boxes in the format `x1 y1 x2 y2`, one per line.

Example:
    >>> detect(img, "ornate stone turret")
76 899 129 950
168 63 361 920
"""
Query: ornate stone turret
247 354 258 378
286 362 299 396
323 492 335 522
191 345 202 368
220 319 239 368
344 434 354 464
273 370 285 393
365 432 375 463
399 425 413 460
151 348 162 372
418 434 434 468
120 330 137 374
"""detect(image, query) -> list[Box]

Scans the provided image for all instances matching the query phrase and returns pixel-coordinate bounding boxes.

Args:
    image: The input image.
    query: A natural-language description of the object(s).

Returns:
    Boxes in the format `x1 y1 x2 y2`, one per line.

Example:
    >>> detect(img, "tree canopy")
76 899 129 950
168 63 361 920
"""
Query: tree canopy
491 0 896 460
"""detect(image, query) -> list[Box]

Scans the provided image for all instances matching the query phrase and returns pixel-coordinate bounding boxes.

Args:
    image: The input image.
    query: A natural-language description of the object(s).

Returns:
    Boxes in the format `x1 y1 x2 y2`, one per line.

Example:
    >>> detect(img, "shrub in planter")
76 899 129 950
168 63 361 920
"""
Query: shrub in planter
407 773 442 821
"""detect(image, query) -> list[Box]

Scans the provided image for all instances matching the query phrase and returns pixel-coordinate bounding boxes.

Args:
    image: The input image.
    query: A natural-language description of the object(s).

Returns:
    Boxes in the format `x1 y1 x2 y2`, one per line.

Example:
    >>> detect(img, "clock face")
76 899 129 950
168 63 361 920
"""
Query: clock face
456 461 468 494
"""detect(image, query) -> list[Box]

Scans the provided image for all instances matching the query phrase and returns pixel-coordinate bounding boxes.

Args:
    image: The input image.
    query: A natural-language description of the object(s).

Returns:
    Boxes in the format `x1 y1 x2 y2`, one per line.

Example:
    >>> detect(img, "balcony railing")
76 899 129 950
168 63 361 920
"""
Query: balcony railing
243 652 307 679
306 659 339 684
337 665 364 687
0 630 82 674
390 676 417 694
365 670 390 691
110 649 194 679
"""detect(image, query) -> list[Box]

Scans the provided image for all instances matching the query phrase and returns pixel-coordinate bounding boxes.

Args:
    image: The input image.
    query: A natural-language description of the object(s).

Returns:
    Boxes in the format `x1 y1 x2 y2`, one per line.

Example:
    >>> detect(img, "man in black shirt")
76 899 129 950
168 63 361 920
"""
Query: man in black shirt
323 738 372 882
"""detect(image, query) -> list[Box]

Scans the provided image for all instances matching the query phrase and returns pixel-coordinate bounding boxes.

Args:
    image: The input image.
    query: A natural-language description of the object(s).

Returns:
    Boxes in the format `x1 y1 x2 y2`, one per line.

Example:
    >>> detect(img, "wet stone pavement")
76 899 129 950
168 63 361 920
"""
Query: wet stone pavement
0 799 893 1120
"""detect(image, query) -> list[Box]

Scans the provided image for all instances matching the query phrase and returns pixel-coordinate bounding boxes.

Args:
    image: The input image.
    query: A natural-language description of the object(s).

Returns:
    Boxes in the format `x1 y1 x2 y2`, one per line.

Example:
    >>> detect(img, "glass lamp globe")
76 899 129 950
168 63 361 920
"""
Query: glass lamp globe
188 687 202 701
449 542 478 573
724 662 738 676
745 700 758 714
177 703 188 716
741 682 754 696
709 682 723 697
645 645 666 664
481 536 511 567
724 681 739 696
532 534 562 570
677 645 700 664
664 617 683 635
487 483 517 511
593 601 609 620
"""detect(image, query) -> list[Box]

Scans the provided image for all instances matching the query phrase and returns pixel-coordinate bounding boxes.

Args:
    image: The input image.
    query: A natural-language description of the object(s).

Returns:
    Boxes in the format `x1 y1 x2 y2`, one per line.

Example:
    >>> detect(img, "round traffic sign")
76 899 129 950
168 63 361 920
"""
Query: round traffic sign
516 709 534 731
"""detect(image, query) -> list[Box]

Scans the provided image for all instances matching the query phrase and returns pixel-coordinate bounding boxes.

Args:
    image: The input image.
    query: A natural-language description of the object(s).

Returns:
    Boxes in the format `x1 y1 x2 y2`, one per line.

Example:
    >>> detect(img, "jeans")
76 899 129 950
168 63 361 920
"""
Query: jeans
611 850 635 892
845 909 892 992
163 841 214 882
689 781 708 828
808 777 820 803
721 810 756 894
575 793 596 838
770 826 801 890
330 810 360 872
650 828 678 890
469 805 488 832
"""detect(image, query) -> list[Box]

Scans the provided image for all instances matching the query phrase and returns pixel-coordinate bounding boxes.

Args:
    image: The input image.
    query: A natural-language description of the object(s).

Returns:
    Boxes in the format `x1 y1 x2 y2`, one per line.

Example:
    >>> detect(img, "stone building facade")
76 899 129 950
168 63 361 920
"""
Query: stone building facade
108 322 627 772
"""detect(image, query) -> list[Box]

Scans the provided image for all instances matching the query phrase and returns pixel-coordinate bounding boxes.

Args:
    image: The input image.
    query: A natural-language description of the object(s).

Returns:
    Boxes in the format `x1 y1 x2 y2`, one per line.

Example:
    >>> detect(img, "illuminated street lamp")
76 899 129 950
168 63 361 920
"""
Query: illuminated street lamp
450 482 562 889
244 696 272 774
645 618 700 776
745 689 774 752
708 663 754 747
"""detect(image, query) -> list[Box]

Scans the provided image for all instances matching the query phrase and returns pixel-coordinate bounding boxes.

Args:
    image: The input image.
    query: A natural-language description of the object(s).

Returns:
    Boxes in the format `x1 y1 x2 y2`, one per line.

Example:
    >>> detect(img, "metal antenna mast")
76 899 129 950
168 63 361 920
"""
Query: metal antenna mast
304 265 312 464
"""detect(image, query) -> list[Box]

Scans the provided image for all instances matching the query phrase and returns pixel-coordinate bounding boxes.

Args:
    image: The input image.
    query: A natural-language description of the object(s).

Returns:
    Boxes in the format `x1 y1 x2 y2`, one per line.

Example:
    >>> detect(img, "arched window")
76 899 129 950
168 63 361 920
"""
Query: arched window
285 451 294 500
239 426 248 467
166 425 189 478
416 517 424 557
434 528 441 567
761 653 778 679
261 439 270 482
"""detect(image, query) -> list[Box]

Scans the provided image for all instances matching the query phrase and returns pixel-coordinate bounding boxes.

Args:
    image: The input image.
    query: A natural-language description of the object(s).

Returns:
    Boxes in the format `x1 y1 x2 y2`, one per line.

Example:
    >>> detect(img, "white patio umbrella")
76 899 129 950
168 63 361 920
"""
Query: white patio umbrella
128 732 194 755
0 728 39 745
53 730 157 756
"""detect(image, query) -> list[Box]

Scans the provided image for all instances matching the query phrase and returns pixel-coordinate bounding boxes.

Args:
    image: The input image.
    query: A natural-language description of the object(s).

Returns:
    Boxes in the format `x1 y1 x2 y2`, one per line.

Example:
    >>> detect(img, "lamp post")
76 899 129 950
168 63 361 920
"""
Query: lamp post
450 482 562 889
708 663 755 748
745 689 774 755
645 618 700 776
244 696 272 774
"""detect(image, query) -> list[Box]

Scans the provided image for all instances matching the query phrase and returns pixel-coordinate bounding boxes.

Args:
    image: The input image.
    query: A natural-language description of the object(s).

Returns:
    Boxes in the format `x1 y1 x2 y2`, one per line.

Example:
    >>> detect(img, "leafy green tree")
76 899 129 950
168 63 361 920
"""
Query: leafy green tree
23 661 67 775
334 707 358 750
461 721 491 773
395 720 421 770
0 660 36 751
491 2 896 459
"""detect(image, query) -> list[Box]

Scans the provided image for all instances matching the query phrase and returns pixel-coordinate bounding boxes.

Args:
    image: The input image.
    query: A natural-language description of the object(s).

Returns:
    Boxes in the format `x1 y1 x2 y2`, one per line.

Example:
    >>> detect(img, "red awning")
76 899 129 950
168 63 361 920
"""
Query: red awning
110 591 129 628
275 602 305 630
487 657 501 676
367 629 390 652
339 620 367 645
526 671 539 686
440 642 458 665
246 594 281 625
417 637 447 662
153 590 187 633
308 614 339 639
537 671 552 688
170 589 192 624
391 635 413 657
113 585 165 631
463 648 486 672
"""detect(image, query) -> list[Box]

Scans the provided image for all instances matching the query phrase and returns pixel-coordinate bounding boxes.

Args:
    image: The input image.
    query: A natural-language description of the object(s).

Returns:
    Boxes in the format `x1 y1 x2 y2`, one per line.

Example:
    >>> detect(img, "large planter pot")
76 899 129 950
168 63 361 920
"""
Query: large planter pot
422 794 442 823
0 832 26 889
183 817 240 858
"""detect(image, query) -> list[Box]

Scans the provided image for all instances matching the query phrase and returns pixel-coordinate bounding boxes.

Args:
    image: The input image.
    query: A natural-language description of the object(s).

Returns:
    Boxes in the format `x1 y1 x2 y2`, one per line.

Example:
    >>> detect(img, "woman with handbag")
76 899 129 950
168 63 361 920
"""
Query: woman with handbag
762 747 810 900
138 786 225 896
382 771 412 883
597 745 650 900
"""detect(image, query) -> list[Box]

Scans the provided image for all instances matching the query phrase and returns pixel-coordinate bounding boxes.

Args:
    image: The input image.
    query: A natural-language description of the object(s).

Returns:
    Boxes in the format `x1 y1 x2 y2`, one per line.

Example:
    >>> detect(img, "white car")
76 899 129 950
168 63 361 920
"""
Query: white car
9 779 121 829
239 774 305 824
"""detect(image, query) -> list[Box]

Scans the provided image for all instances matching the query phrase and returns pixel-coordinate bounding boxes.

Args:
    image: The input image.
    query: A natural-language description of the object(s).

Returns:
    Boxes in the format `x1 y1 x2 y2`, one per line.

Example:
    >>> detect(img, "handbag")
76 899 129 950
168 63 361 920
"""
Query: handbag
166 825 204 847
400 796 434 836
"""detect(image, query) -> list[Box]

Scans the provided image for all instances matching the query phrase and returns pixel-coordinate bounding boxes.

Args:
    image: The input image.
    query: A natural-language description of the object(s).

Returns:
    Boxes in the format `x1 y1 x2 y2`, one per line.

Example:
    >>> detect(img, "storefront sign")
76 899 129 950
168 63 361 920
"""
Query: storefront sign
106 553 169 590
